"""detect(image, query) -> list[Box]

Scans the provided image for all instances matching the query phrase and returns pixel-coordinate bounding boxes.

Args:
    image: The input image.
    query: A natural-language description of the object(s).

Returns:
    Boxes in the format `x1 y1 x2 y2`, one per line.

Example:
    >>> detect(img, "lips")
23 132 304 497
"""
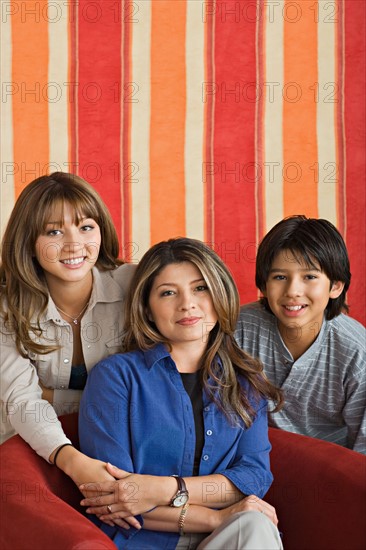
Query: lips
281 304 308 317
176 317 201 326
60 257 84 265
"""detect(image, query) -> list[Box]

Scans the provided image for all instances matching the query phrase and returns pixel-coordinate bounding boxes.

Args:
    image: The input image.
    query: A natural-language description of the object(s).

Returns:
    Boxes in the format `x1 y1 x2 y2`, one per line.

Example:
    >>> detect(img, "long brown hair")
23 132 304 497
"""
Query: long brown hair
0 172 121 357
124 237 283 427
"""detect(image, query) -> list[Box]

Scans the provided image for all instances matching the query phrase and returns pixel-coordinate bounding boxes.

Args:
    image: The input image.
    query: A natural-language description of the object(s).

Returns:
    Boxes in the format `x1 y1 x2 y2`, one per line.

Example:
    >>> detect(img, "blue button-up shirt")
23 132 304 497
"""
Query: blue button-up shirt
79 344 272 549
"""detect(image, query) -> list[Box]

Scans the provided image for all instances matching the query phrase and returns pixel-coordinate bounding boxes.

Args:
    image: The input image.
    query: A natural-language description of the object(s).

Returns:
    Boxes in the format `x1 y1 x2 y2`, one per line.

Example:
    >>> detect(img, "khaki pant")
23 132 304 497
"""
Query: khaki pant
175 511 284 550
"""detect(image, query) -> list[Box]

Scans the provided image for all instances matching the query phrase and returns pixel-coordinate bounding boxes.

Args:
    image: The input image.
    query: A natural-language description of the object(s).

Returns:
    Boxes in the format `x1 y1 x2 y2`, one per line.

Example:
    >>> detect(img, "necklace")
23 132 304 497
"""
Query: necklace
55 302 89 325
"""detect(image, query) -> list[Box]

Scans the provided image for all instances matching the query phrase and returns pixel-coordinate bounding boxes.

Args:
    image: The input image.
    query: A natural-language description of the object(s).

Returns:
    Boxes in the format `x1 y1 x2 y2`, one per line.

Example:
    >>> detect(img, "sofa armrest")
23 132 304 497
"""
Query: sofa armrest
0 421 116 550
267 427 366 550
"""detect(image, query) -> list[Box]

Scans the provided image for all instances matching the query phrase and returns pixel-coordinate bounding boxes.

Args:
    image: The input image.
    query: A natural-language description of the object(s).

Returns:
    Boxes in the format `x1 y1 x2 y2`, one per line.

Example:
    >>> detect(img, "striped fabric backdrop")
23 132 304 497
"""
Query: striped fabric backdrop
1 0 365 325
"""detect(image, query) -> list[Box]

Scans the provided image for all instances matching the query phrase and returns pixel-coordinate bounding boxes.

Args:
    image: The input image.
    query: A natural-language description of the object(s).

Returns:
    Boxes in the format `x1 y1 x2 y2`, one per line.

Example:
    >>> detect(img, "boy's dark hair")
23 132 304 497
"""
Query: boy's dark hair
256 215 351 320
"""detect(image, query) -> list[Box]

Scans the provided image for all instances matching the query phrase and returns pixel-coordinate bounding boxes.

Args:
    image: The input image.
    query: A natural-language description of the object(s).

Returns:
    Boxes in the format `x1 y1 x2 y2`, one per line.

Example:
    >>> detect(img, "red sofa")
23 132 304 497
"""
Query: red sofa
1 413 365 550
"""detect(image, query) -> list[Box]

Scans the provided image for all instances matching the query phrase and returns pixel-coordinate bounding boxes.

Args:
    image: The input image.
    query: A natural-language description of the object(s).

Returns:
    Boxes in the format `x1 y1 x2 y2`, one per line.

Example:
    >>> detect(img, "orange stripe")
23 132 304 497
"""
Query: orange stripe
11 0 49 195
150 0 186 243
283 0 318 217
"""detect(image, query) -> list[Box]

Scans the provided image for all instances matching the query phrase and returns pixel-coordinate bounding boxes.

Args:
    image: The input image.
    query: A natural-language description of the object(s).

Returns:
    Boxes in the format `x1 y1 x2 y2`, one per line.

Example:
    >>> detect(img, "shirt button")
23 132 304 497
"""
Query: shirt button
60 385 66 389
87 345 91 349
204 406 210 412
63 359 70 364
206 430 212 436
203 455 209 461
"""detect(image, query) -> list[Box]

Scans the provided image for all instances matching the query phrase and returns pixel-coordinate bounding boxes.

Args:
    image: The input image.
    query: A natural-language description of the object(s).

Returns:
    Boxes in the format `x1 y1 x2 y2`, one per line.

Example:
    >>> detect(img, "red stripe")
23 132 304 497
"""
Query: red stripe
77 0 123 248
335 0 346 235
212 1 258 304
121 12 132 248
256 6 265 243
69 5 78 166
204 0 215 243
344 0 366 325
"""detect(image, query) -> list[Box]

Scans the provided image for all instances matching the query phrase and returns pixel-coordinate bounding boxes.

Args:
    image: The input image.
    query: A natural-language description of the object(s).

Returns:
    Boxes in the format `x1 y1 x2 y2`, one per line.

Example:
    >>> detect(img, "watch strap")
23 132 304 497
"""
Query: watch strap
170 475 189 506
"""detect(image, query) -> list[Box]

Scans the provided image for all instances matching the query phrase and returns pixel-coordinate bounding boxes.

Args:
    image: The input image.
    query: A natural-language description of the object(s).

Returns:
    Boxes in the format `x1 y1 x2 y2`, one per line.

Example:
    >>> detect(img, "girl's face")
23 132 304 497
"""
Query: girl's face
148 261 218 353
34 202 101 287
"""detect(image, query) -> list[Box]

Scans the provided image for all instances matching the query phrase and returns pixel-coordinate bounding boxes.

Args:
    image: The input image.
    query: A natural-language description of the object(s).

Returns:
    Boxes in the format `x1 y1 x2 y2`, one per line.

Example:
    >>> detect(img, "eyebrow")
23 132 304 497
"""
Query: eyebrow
269 267 321 273
155 278 206 290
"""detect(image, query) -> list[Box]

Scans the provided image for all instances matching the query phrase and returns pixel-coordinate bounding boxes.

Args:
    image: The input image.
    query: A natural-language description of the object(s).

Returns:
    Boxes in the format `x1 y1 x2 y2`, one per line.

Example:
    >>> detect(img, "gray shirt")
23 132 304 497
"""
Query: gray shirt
235 302 366 454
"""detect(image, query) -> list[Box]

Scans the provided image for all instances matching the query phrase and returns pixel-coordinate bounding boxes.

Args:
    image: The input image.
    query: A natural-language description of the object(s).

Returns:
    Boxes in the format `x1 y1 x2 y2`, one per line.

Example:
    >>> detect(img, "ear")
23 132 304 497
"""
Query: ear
329 281 344 299
146 307 154 322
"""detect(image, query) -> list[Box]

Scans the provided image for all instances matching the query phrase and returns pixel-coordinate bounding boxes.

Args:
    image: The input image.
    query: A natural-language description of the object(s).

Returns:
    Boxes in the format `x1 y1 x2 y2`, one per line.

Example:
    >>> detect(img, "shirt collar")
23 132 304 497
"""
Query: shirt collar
88 266 127 306
40 267 125 323
143 343 171 370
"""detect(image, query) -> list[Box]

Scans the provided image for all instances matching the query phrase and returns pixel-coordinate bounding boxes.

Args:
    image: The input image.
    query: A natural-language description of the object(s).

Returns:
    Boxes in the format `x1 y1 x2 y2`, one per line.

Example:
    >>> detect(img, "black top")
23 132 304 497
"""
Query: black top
69 364 88 390
180 371 204 476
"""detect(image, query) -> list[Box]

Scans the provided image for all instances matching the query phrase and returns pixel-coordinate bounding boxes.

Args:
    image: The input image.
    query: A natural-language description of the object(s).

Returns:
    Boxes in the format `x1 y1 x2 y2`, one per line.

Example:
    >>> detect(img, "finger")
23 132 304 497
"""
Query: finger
85 505 112 515
99 518 115 527
260 506 278 526
110 518 131 529
99 513 141 530
106 463 131 479
79 481 117 494
80 493 115 507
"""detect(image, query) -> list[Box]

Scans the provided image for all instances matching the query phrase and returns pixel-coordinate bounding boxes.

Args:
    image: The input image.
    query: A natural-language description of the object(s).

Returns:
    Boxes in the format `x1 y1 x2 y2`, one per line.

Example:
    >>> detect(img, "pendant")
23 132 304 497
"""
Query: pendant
73 319 78 325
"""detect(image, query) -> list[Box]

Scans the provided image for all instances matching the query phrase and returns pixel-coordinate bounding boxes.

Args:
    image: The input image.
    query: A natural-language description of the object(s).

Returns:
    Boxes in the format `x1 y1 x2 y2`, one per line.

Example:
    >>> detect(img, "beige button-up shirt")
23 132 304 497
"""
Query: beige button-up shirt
0 264 136 460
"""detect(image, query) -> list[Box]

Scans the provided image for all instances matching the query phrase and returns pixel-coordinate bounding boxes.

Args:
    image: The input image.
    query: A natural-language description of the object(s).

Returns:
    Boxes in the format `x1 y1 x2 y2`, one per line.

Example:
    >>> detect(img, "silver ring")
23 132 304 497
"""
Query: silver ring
107 505 113 514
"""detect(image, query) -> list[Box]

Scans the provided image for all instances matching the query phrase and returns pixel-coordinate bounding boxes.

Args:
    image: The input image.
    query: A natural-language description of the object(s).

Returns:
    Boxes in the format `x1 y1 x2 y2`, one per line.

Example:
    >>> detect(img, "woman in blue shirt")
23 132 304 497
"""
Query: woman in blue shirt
79 237 283 549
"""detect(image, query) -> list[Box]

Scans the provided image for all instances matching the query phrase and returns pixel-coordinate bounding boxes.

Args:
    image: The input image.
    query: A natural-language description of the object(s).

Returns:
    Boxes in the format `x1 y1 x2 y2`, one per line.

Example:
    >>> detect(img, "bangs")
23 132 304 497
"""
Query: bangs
37 192 101 234
286 246 322 272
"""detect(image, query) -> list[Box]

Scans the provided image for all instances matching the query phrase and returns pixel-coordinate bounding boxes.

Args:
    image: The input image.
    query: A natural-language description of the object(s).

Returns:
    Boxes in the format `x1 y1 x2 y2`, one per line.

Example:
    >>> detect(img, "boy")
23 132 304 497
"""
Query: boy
235 216 366 454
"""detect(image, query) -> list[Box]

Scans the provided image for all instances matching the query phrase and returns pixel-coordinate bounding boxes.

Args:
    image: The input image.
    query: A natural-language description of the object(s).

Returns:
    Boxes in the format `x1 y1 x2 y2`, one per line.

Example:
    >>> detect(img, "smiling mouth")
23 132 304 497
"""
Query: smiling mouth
60 257 85 265
283 305 307 311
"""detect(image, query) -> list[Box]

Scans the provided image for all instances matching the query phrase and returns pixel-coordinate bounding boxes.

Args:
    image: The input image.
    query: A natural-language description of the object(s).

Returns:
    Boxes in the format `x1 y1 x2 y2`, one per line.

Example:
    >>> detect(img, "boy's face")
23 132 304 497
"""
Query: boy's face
264 250 344 337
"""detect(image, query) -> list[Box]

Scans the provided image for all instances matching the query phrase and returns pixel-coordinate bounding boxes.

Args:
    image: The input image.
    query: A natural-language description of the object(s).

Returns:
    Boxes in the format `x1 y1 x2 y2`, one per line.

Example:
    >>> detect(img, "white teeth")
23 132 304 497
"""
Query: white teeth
285 305 303 311
61 257 84 265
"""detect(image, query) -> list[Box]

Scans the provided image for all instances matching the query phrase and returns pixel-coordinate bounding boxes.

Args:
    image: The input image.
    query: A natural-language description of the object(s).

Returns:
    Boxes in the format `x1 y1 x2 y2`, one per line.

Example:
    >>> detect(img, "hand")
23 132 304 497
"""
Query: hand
55 447 141 531
216 495 278 528
79 463 175 522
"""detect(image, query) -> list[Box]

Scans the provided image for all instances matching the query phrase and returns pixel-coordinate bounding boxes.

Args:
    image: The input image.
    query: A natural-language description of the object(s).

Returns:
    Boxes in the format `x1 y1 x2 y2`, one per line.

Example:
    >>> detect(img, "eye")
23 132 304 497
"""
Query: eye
195 285 208 292
305 274 317 280
160 290 175 297
80 224 95 232
46 229 62 236
272 275 286 281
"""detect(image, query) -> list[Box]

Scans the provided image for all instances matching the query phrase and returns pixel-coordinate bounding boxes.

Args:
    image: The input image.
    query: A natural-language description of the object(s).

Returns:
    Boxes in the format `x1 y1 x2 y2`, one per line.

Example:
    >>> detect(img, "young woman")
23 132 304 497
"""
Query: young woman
0 172 136 500
79 237 284 549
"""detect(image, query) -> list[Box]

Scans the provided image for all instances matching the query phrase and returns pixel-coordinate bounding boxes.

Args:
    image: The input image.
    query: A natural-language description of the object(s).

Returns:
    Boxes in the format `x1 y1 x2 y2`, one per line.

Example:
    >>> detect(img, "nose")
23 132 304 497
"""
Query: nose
178 290 196 311
62 227 83 253
284 277 304 298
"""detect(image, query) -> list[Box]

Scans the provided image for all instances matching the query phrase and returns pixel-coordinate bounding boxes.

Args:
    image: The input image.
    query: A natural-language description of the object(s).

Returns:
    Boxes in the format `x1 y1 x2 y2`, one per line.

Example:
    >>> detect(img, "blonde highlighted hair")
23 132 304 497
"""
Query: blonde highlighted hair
124 237 283 427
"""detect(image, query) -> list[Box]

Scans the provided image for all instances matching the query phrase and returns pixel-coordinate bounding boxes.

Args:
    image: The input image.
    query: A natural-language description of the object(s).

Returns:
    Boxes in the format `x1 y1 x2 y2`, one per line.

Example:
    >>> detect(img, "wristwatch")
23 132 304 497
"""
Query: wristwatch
170 475 189 507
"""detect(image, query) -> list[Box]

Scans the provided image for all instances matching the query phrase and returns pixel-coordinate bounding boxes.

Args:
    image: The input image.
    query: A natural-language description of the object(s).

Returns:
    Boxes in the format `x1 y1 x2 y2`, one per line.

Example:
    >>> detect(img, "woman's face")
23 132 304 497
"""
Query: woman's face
34 202 101 287
148 261 218 352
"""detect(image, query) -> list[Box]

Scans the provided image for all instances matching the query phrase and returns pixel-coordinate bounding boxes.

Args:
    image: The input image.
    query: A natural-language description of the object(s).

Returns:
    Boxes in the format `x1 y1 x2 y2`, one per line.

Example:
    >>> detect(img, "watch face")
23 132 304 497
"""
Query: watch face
173 494 188 507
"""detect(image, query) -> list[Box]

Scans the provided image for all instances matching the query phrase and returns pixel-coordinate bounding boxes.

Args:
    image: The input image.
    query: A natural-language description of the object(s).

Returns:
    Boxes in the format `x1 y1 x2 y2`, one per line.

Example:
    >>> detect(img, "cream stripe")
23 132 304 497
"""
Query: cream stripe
130 0 151 259
317 3 337 224
263 4 284 232
184 0 205 240
48 0 69 173
0 12 14 237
